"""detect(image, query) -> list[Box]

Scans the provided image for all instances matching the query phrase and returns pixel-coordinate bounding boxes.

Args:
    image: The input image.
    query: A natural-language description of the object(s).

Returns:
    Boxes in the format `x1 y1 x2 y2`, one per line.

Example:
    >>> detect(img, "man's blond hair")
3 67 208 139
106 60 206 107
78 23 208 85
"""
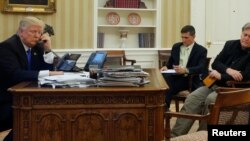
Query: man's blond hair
17 16 45 34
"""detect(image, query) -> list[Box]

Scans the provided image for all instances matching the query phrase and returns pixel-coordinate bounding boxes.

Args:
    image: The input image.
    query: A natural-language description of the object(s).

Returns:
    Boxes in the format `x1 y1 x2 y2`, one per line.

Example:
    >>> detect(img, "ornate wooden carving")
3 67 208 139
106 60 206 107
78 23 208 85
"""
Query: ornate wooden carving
33 95 145 105
36 114 66 141
10 69 167 141
114 113 143 141
147 109 155 141
72 113 108 141
22 110 31 141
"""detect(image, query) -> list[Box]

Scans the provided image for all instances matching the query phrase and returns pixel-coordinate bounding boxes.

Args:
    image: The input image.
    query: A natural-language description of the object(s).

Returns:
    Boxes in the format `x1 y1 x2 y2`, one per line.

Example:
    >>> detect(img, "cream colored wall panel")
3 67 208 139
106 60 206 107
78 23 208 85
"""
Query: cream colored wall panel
0 0 93 49
64 0 71 49
161 0 190 48
0 0 189 53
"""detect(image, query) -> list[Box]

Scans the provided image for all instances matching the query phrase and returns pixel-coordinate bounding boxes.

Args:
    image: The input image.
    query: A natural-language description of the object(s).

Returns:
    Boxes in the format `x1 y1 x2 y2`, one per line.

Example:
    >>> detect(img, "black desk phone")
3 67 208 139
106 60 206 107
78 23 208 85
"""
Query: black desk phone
84 51 107 71
56 53 81 71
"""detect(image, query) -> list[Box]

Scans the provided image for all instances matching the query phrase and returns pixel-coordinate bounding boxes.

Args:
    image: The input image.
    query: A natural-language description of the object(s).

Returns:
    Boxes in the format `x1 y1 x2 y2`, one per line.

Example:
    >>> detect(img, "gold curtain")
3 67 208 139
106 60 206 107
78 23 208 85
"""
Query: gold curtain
161 0 190 48
0 0 93 49
0 0 190 49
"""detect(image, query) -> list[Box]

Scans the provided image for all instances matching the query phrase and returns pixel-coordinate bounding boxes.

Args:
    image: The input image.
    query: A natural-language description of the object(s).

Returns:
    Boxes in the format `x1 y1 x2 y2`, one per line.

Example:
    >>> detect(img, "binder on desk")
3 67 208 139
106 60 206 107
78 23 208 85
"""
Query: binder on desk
203 76 216 88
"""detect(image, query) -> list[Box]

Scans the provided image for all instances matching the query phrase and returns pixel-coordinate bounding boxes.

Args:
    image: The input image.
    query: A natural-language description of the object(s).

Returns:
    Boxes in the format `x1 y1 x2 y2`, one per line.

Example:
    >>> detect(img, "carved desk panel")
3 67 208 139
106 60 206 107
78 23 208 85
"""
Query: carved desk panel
9 69 168 141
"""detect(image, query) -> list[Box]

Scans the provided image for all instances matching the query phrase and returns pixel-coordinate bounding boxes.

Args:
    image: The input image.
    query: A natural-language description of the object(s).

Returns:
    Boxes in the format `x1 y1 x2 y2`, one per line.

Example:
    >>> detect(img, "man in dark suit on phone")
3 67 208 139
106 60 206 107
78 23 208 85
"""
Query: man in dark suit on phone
0 16 63 141
160 25 207 110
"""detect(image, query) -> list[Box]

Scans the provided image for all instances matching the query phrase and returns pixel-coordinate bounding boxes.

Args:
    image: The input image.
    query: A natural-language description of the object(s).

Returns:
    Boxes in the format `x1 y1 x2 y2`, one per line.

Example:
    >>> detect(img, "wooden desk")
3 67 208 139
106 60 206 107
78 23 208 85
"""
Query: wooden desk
9 69 168 141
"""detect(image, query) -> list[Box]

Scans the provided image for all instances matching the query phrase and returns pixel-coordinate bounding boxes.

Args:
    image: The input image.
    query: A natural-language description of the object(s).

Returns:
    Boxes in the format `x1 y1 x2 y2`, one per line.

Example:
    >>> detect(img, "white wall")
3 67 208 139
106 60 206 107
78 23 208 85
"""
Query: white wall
190 0 206 46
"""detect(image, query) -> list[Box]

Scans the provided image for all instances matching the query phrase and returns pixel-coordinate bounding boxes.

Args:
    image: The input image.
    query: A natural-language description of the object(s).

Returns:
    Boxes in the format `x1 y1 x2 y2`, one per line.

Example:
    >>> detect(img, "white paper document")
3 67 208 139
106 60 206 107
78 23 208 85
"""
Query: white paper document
39 72 96 88
161 69 176 74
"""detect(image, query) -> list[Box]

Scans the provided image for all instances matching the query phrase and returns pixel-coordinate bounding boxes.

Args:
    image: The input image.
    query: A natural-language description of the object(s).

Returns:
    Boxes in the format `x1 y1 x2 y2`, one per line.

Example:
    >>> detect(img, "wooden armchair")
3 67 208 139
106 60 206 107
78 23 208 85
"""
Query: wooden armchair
226 80 250 88
172 57 212 112
158 50 171 68
104 50 136 66
164 87 250 141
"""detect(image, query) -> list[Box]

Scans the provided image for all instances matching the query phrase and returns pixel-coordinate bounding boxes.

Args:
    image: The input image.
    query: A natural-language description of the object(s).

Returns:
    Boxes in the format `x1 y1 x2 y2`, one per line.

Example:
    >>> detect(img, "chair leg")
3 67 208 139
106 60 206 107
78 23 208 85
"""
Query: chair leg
175 100 179 112
164 114 171 140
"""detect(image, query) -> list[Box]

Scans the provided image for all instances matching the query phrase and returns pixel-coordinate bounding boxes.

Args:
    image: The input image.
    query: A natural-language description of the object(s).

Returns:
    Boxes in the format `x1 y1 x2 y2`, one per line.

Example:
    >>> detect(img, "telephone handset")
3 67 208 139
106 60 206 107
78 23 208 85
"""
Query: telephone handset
35 38 82 72
37 23 54 47
36 39 60 59
37 40 46 48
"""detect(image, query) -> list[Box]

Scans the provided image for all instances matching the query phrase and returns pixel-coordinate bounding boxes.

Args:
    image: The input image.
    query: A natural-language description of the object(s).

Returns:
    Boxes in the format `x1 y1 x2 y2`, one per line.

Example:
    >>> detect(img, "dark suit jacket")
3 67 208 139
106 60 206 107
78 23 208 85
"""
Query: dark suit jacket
212 40 250 86
0 34 53 92
0 34 53 131
166 42 207 90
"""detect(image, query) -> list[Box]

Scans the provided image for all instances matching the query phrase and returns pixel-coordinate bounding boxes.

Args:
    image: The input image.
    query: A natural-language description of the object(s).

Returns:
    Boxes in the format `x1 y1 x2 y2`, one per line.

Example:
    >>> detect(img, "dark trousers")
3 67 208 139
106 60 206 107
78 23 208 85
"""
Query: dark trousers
0 92 13 141
162 73 189 108
3 130 12 141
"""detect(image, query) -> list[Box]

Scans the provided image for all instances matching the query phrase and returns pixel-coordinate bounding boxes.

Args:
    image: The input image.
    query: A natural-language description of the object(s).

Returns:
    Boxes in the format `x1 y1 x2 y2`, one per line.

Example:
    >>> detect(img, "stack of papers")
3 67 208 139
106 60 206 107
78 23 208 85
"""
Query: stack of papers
103 71 149 78
39 72 96 88
100 77 142 83
97 81 140 87
97 65 150 87
103 65 142 72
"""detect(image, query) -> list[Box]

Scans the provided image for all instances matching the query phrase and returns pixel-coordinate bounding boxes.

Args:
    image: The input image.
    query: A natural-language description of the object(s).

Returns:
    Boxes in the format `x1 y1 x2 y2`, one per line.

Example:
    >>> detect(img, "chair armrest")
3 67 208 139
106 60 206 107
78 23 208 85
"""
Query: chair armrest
125 59 136 65
165 112 209 121
164 111 210 140
226 80 250 88
216 87 245 92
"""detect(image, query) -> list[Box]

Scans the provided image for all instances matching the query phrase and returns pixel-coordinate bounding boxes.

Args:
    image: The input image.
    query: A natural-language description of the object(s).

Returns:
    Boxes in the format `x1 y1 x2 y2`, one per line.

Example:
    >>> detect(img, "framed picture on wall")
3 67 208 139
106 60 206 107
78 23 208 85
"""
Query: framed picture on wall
2 0 56 13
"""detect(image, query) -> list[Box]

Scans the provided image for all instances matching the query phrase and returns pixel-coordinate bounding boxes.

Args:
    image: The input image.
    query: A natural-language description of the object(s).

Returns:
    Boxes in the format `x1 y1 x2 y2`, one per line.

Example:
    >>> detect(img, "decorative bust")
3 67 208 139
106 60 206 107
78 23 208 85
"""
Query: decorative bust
139 2 147 9
104 0 113 8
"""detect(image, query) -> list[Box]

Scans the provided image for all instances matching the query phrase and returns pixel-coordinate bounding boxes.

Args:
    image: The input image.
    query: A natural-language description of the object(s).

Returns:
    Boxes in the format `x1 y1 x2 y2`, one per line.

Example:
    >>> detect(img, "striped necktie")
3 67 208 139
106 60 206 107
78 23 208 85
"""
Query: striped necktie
27 48 31 70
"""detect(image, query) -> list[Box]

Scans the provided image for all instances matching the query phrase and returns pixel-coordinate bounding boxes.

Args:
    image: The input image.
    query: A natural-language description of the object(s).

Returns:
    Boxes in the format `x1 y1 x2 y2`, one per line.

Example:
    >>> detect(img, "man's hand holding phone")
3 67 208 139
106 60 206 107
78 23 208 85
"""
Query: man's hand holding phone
40 33 52 52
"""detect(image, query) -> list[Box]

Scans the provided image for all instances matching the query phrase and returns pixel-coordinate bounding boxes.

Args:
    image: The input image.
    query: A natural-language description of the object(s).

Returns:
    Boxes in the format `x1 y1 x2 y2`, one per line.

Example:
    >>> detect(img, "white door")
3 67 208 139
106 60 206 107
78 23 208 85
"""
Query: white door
205 0 250 65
